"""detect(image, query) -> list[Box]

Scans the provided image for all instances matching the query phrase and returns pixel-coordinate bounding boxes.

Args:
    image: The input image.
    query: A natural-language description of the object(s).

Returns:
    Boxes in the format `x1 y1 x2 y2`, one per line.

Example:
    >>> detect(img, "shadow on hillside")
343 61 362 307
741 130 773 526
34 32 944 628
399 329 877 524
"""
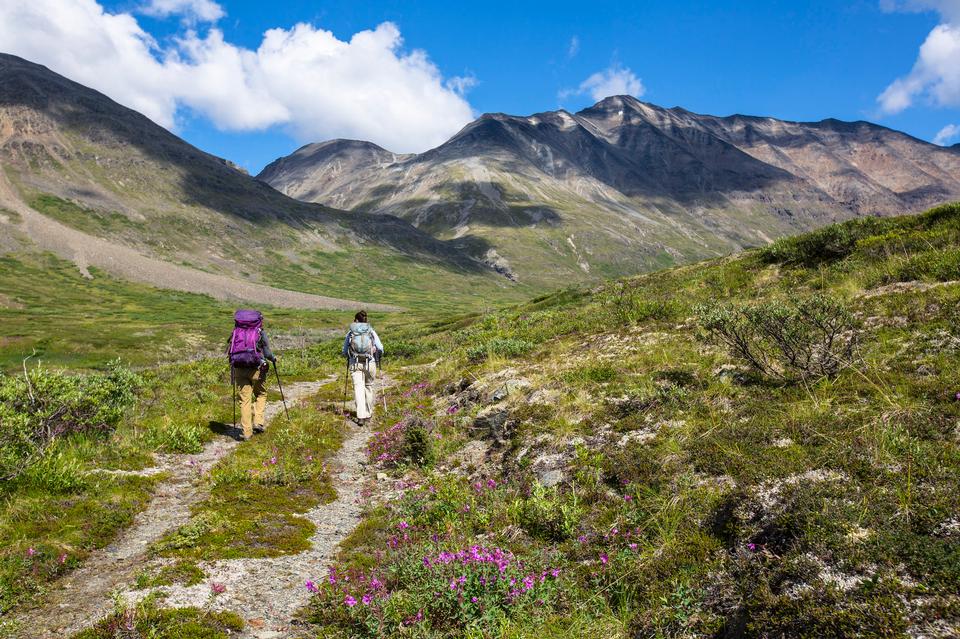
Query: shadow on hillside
0 55 496 277
427 181 563 228
410 111 800 207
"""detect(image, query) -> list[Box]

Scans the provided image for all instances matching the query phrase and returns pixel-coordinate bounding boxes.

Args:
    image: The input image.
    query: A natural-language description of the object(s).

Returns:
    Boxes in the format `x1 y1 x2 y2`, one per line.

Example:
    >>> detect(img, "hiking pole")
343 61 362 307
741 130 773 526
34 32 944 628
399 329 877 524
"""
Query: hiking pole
231 365 237 429
341 361 350 417
272 362 291 424
378 356 387 411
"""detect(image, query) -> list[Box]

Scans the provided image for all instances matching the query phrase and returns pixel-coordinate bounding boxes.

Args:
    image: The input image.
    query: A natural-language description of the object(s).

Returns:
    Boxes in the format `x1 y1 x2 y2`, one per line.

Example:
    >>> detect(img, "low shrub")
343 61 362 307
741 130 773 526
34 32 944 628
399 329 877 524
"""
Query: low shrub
513 483 583 541
368 417 436 468
759 217 893 266
696 295 860 381
466 338 534 362
0 362 140 480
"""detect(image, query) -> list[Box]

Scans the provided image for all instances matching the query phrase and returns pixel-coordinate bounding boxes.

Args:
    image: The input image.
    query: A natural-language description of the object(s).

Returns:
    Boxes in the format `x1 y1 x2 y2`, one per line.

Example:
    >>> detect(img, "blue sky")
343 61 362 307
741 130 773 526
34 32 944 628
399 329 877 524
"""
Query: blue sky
3 0 959 172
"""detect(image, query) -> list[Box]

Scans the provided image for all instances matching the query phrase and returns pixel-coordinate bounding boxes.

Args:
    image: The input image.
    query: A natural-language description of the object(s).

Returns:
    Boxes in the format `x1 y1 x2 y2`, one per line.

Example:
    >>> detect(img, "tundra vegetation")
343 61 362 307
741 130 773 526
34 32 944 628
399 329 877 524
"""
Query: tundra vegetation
0 203 958 637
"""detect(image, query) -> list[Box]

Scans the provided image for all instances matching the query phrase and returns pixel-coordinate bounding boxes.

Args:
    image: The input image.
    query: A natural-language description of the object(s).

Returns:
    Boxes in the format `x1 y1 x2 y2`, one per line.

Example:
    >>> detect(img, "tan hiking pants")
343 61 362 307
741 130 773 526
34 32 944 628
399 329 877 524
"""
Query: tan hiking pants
351 359 377 420
234 365 267 438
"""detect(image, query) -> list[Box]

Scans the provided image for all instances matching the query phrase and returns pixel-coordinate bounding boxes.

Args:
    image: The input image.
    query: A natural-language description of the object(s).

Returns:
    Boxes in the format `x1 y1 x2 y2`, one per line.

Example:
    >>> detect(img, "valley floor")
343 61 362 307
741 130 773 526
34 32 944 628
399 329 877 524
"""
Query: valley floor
2 203 960 638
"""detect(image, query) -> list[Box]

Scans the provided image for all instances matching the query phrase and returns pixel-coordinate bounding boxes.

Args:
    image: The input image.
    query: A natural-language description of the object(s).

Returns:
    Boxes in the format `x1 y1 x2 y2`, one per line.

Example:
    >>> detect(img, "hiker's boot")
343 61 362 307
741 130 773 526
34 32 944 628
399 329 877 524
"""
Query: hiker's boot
254 424 265 434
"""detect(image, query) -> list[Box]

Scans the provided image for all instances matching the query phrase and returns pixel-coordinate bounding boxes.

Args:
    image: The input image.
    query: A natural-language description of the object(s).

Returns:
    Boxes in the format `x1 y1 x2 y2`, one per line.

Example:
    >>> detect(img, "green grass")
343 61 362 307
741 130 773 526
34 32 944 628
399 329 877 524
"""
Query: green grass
0 472 156 615
154 377 346 561
4 202 960 635
73 600 243 639
0 252 347 371
306 201 960 637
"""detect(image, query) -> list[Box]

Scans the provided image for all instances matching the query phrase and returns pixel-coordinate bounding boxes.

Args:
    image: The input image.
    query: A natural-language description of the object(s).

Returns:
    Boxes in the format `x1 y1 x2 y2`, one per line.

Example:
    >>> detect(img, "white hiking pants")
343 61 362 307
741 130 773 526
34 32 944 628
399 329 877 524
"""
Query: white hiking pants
351 359 377 420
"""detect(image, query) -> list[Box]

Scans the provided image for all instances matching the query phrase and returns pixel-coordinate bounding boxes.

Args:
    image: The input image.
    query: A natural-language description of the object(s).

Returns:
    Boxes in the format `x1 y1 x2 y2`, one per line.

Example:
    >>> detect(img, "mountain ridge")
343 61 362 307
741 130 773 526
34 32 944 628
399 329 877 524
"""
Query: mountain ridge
259 95 960 287
0 52 514 310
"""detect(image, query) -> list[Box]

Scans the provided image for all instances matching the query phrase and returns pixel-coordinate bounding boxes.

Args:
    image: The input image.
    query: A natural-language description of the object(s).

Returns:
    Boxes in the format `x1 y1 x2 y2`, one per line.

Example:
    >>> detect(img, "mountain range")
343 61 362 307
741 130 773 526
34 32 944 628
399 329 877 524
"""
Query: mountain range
1 50 959 304
259 96 960 285
0 53 511 311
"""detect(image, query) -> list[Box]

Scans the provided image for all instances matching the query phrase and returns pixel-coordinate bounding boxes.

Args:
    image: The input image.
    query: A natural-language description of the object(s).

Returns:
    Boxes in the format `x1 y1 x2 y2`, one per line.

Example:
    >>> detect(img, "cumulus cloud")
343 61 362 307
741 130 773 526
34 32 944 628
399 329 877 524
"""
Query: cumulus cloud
141 0 225 23
574 63 644 101
0 0 475 153
933 122 960 144
878 0 960 113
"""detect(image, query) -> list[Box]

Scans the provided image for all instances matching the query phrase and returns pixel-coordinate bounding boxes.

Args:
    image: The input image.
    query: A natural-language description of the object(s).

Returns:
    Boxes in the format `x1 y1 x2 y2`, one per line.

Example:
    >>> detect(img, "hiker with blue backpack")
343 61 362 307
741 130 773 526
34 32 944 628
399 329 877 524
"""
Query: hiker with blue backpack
342 311 383 424
227 309 277 441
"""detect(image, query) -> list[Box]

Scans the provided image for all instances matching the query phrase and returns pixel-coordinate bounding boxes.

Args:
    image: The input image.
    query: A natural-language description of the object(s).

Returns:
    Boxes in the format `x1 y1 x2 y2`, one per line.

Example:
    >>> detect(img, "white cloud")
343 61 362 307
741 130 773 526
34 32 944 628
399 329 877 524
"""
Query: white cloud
575 63 645 101
141 0 225 23
878 1 960 113
933 122 960 144
0 0 475 153
567 36 580 59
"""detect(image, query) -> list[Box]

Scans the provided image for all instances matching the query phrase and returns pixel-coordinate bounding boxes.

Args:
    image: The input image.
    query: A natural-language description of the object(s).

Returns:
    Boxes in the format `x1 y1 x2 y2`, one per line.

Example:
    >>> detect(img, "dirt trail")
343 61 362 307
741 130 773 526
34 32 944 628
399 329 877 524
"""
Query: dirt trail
8 379 330 638
123 413 374 638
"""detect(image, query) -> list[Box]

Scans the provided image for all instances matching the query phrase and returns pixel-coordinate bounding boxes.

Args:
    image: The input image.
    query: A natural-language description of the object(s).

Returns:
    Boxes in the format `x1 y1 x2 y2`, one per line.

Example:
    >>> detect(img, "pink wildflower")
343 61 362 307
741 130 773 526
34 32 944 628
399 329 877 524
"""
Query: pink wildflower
26 547 36 558
210 582 226 595
361 594 372 605
344 595 357 607
599 553 609 565
305 580 318 593
58 553 67 564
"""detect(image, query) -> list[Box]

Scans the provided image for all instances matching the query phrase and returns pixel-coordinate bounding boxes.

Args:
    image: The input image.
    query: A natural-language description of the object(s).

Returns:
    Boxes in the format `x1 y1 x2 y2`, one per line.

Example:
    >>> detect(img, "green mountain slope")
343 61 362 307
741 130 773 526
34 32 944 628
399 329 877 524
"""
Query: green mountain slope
0 53 520 312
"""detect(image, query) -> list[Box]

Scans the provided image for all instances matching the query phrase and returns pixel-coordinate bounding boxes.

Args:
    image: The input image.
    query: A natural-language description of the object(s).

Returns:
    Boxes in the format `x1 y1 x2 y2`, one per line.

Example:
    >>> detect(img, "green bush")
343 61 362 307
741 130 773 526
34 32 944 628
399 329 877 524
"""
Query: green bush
603 283 681 324
514 483 582 541
466 338 535 362
402 420 436 467
0 363 140 480
561 362 620 385
696 295 860 381
760 217 893 266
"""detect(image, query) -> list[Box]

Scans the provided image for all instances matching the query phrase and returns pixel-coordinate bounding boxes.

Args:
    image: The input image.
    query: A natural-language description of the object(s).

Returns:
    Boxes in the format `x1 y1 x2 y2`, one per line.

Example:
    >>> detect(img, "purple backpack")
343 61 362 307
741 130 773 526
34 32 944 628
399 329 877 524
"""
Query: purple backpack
228 309 264 368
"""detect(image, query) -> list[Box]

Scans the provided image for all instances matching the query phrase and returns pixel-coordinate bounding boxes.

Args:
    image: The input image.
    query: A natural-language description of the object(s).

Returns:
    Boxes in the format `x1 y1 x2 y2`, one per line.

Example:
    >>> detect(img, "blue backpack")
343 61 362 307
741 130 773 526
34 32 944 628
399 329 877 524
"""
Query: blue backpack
348 322 376 361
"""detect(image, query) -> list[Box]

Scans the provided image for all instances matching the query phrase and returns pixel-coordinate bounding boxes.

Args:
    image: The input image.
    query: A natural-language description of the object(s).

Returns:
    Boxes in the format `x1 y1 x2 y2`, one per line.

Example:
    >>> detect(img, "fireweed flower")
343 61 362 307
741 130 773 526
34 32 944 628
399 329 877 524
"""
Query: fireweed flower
599 553 609 565
361 594 372 605
305 580 318 593
344 595 357 607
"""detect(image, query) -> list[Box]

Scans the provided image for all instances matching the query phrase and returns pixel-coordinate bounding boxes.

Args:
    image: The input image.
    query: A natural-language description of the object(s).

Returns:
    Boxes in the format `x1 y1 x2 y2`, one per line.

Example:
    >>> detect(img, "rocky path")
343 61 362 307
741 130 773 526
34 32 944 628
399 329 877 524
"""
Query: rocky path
124 414 374 638
8 379 332 638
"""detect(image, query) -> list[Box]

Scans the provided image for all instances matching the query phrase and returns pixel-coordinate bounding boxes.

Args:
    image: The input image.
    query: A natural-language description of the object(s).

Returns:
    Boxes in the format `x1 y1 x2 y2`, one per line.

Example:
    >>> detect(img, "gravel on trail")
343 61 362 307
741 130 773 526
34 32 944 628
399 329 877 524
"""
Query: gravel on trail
6 377 360 638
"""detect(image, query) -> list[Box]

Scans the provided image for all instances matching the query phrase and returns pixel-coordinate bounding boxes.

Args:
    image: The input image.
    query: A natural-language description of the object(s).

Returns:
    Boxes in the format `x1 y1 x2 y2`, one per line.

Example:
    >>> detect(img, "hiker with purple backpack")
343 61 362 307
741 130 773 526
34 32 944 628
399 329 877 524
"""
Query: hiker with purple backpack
342 310 384 425
227 309 277 441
